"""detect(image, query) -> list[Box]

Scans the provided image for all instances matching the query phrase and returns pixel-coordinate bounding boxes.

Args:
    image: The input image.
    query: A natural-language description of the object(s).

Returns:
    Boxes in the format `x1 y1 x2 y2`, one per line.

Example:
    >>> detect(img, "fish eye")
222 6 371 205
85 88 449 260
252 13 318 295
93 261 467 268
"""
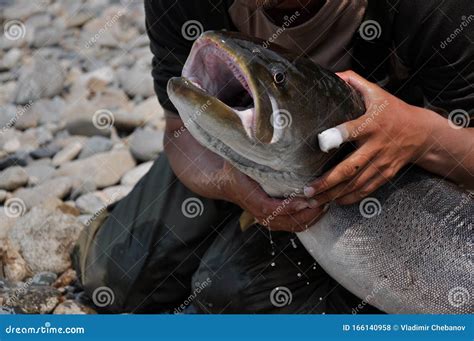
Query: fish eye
273 70 286 85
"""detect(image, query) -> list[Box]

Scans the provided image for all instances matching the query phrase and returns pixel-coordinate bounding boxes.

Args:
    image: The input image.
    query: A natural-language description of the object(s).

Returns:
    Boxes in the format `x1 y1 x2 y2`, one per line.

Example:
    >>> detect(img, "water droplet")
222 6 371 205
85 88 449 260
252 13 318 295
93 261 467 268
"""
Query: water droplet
270 262 275 267
319 297 323 301
290 238 297 248
306 282 310 285
297 273 302 277
297 261 301 265
271 252 275 256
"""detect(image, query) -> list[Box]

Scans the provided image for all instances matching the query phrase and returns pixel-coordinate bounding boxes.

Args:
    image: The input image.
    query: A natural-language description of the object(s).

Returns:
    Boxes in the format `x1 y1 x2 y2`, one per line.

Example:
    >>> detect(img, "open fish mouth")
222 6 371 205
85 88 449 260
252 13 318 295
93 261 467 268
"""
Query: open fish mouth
171 32 269 142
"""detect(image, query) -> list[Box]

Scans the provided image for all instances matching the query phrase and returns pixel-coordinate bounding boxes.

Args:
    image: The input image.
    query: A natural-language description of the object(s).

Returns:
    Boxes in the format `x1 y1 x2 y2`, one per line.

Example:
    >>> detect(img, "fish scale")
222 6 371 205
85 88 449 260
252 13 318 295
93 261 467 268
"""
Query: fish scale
299 168 473 313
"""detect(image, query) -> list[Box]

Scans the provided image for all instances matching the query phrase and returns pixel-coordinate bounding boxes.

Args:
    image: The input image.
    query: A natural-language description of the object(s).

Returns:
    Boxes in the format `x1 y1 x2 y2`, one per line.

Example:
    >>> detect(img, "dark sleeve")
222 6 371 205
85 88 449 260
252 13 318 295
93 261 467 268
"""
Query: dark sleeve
144 0 235 115
393 0 474 126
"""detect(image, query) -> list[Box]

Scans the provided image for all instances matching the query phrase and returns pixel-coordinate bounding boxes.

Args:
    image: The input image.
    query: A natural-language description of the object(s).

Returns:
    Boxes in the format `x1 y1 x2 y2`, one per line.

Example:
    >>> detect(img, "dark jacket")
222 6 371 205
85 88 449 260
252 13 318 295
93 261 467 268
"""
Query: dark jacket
145 0 474 125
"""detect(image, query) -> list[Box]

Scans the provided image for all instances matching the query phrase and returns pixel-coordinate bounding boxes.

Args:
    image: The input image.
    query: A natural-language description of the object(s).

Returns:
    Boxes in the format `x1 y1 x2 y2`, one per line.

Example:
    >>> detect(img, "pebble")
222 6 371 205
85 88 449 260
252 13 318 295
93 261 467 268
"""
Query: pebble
30 143 61 159
129 127 164 162
54 300 97 314
121 161 153 186
32 271 58 286
78 136 113 159
75 192 106 214
56 149 136 188
6 207 84 275
52 141 83 166
24 163 55 185
12 57 66 105
13 176 73 209
117 64 154 98
0 166 29 191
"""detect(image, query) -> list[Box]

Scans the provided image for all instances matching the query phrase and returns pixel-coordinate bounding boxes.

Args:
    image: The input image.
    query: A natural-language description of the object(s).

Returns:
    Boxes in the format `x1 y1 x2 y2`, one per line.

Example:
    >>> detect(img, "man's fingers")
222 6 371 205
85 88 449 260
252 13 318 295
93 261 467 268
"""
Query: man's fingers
335 170 394 205
304 147 375 197
311 161 382 205
261 206 326 232
318 115 374 153
336 70 374 100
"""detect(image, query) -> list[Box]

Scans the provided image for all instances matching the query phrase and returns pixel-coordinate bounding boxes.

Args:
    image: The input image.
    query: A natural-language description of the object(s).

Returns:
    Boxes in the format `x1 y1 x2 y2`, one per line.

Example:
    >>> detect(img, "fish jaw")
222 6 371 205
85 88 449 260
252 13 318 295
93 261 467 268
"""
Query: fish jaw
178 31 282 144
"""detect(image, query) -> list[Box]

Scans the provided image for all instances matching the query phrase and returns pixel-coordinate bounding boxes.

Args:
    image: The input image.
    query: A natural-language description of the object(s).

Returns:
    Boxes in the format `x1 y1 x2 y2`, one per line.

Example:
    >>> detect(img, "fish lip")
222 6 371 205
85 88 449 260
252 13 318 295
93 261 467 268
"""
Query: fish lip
180 32 271 143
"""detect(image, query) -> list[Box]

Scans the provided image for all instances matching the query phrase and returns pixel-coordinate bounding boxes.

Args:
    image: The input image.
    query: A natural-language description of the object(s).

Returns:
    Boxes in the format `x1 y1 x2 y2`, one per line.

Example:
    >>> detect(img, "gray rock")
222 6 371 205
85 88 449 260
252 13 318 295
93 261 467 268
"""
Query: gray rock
117 65 154 98
75 192 106 214
30 143 60 159
0 154 28 171
64 100 112 137
53 300 97 314
6 286 61 314
102 185 132 204
0 166 29 191
0 210 17 240
31 271 58 286
1 48 22 69
52 141 83 166
121 161 153 186
129 127 164 162
78 136 113 159
31 26 61 48
0 189 7 203
0 105 17 130
24 163 55 185
14 176 73 209
3 137 20 153
55 149 136 188
70 179 96 200
12 58 66 105
7 206 84 274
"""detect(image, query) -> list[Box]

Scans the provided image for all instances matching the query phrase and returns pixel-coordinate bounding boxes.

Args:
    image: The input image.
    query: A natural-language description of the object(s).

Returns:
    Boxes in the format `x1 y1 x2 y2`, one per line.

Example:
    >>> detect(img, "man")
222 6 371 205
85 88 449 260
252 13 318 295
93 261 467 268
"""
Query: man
73 0 473 313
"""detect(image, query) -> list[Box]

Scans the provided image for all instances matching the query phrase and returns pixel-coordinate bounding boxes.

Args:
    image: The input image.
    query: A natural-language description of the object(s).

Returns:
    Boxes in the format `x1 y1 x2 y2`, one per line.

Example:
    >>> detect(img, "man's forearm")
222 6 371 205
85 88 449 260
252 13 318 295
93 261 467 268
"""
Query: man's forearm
164 116 230 200
416 109 474 189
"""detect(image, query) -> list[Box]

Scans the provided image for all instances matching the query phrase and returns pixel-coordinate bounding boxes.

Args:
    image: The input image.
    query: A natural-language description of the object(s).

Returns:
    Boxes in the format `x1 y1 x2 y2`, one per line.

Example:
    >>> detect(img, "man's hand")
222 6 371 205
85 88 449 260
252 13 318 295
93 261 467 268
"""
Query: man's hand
304 70 434 205
220 161 325 232
165 115 323 232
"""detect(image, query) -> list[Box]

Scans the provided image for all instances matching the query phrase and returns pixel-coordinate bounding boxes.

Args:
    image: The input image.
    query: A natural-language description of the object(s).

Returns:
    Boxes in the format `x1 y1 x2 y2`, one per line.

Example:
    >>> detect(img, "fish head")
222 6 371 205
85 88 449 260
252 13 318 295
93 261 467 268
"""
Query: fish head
167 31 364 196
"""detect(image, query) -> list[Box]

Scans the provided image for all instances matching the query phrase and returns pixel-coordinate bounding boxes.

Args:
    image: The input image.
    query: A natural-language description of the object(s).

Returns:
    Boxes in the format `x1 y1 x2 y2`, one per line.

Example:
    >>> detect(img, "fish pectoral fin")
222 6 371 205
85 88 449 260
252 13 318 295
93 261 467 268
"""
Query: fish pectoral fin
239 210 258 231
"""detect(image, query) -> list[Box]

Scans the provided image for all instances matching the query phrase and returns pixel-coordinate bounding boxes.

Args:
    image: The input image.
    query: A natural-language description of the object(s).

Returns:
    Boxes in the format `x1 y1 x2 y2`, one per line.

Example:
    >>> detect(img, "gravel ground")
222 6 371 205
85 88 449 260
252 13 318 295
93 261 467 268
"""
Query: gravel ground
0 0 164 314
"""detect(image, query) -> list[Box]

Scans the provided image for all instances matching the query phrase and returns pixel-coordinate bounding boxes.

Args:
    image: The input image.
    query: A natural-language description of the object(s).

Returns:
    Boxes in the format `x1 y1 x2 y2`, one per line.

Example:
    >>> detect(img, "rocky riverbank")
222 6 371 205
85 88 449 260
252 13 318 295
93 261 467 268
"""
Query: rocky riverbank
0 0 163 314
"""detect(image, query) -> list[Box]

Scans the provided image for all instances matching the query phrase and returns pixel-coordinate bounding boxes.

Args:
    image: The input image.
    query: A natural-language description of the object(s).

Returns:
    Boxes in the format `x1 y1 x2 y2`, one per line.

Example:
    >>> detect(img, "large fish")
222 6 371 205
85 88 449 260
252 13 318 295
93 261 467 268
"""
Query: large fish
167 31 473 314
